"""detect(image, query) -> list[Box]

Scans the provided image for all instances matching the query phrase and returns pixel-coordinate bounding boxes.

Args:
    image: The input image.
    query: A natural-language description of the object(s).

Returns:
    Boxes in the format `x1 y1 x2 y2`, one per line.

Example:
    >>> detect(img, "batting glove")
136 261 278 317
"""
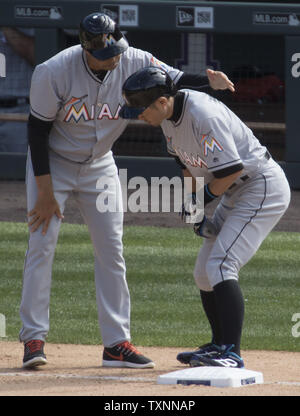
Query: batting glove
180 192 204 224
193 216 219 238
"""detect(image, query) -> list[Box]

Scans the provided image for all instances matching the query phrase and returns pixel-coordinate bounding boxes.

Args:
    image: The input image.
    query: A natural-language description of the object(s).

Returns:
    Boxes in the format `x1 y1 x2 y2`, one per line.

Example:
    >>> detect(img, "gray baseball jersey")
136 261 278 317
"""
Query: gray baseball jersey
20 45 182 347
163 90 268 183
162 89 290 290
30 45 183 162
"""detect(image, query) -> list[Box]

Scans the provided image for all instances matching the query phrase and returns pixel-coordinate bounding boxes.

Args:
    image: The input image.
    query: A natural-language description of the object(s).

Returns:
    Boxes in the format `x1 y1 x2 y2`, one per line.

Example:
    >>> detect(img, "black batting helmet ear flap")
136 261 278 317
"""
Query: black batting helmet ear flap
79 12 128 60
119 66 177 119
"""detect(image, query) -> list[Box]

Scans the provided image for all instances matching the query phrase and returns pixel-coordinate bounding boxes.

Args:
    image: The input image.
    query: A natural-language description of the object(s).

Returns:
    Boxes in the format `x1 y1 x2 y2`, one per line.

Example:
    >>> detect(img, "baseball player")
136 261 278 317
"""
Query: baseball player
20 12 234 369
120 66 291 368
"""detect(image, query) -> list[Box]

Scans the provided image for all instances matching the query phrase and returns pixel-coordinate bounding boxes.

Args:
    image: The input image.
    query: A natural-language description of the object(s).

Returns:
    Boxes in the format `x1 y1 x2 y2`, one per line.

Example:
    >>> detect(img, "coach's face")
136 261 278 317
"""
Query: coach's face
138 97 173 126
86 51 121 71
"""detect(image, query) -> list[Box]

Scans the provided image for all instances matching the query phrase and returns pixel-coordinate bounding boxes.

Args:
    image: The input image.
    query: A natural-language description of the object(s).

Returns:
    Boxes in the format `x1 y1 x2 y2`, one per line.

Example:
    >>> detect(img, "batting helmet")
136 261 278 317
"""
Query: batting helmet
120 66 177 119
79 12 128 60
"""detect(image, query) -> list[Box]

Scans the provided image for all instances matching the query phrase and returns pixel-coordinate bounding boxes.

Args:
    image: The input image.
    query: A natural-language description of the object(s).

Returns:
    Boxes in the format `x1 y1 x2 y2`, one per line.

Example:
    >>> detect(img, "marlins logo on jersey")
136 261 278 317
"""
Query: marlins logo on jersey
201 134 223 157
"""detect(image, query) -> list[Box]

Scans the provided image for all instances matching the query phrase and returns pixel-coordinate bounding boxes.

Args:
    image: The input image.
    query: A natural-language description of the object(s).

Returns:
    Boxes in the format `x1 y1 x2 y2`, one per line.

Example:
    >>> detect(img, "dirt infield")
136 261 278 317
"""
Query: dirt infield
0 341 300 396
0 181 300 397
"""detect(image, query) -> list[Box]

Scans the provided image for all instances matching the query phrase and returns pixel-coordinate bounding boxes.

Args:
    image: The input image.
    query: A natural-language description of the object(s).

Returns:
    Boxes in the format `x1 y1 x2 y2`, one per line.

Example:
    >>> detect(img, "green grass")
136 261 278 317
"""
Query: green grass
0 221 299 351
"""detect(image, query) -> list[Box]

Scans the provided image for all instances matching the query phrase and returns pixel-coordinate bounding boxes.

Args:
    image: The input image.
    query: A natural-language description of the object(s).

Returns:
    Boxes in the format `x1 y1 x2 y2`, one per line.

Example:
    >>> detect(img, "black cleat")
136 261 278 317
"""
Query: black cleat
23 339 47 368
177 343 218 365
190 344 244 368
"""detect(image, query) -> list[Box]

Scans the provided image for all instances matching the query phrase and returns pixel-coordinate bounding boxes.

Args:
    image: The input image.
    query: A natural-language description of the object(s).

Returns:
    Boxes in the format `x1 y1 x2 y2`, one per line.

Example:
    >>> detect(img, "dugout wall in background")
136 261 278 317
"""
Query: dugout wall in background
285 36 300 188
113 31 286 162
0 0 300 188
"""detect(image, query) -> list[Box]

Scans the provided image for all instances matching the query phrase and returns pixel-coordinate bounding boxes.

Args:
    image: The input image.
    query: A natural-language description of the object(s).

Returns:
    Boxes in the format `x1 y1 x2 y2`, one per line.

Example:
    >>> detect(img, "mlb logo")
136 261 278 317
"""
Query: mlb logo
120 5 138 26
195 7 214 28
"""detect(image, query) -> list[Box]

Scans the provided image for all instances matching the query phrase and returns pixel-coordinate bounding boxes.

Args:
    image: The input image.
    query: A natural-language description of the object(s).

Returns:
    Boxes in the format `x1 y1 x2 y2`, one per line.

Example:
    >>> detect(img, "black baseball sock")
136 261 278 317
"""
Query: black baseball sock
200 290 223 346
213 279 244 356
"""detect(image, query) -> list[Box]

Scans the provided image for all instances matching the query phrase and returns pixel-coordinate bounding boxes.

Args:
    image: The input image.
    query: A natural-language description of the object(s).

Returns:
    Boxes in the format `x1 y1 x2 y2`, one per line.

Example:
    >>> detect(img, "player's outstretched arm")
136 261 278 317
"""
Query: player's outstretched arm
27 115 63 235
176 70 235 92
206 69 235 92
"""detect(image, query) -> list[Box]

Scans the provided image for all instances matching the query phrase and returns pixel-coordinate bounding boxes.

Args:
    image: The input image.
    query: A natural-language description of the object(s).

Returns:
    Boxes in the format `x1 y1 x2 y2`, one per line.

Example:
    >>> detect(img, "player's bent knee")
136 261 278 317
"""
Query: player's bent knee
205 258 239 288
193 270 213 292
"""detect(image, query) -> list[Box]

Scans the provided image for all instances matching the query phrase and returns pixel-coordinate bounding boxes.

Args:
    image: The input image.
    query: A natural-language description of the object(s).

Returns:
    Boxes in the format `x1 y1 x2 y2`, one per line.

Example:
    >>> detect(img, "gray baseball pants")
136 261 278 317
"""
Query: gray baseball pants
194 159 291 290
19 150 131 347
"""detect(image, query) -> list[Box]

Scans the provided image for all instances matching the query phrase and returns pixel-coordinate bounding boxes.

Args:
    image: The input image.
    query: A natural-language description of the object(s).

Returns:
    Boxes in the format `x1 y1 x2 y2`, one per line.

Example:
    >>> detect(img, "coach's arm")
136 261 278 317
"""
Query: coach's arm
27 114 64 235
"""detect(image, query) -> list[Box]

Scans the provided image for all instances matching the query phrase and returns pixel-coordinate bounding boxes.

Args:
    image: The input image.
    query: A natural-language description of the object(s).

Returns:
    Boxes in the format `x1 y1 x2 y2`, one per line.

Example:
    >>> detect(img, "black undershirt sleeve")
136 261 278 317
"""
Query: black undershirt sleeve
177 73 210 90
212 163 244 178
28 114 53 176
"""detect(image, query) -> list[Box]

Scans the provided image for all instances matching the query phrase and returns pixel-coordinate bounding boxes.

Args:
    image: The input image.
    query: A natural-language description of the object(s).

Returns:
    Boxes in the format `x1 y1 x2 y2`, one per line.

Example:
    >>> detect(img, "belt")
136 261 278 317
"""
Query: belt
50 149 94 165
228 150 271 190
0 97 29 107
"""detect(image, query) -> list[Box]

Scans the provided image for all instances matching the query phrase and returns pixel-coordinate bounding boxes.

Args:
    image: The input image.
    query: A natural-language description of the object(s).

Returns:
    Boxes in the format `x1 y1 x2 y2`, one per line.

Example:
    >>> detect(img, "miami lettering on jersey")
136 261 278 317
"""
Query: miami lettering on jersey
201 134 223 157
64 96 122 122
175 147 208 168
166 136 207 168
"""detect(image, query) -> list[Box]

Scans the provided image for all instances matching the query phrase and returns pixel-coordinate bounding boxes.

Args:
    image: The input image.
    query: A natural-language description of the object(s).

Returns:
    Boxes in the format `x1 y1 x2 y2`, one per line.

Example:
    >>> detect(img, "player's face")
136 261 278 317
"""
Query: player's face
138 97 172 126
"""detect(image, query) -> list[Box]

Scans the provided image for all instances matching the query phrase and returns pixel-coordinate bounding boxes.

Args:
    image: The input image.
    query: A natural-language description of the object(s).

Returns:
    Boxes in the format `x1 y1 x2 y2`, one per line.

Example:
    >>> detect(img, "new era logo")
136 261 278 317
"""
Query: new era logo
178 10 193 24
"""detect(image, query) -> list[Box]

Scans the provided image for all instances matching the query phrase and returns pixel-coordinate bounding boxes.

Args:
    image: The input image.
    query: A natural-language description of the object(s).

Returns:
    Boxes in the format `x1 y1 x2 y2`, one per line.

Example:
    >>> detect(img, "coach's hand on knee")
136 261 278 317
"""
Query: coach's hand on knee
28 193 64 235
